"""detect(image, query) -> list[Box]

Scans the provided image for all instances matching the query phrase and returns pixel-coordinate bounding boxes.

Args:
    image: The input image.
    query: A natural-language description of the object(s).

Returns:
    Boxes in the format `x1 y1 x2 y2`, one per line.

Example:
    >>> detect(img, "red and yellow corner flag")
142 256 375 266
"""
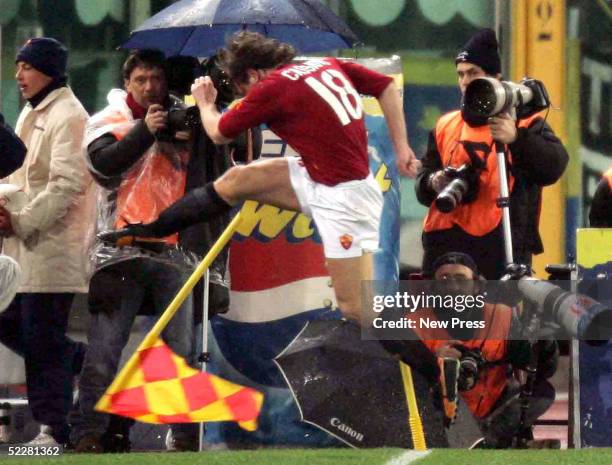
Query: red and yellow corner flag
95 337 263 431
96 214 262 430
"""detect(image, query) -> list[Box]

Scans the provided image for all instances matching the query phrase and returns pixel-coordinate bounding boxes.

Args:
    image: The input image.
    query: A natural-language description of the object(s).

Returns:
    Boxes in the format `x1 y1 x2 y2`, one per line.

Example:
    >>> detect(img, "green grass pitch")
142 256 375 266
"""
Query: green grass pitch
2 448 612 465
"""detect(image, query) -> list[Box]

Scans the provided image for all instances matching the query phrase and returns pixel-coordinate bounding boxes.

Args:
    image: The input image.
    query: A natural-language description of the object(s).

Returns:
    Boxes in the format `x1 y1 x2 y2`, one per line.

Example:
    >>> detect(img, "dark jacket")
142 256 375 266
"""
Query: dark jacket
416 116 568 278
589 169 612 227
0 113 26 178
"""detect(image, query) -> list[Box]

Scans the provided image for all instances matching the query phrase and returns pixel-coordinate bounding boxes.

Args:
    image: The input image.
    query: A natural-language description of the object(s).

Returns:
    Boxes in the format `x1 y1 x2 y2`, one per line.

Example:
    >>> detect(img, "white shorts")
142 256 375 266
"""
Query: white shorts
287 156 383 259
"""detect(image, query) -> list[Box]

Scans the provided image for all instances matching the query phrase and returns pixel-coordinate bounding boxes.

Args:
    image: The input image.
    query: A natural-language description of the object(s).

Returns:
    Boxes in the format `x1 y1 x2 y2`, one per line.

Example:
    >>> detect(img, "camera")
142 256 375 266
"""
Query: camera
435 164 479 213
455 346 485 391
462 77 551 121
155 97 201 143
200 54 235 107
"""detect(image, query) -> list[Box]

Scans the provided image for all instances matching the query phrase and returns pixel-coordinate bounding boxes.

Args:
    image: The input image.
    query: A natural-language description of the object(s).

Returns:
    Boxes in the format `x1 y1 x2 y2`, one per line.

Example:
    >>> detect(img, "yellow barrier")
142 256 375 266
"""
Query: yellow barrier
400 362 427 451
512 0 567 276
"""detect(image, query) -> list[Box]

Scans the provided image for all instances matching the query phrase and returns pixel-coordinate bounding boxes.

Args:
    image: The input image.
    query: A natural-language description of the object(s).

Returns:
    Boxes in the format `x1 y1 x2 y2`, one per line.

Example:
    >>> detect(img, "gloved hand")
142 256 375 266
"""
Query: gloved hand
97 222 160 246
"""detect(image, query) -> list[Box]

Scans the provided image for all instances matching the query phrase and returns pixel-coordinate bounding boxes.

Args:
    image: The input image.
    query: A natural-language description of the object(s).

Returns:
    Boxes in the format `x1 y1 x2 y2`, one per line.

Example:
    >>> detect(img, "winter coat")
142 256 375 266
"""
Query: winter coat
2 87 95 292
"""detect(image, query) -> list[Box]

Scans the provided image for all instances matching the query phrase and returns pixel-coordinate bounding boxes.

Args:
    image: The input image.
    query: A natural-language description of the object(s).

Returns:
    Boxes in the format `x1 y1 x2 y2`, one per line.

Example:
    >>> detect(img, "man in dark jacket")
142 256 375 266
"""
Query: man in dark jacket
415 29 569 279
0 112 26 178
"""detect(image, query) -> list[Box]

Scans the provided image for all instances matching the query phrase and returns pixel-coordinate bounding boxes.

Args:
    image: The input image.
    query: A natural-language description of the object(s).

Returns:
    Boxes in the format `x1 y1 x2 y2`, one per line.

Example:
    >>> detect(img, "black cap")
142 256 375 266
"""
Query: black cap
455 28 501 76
16 37 68 79
433 252 479 276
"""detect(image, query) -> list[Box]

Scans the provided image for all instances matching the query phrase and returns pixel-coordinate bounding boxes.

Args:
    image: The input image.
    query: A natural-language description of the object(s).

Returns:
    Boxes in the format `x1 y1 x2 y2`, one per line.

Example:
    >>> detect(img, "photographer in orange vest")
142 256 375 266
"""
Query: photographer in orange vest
414 252 558 448
416 29 569 279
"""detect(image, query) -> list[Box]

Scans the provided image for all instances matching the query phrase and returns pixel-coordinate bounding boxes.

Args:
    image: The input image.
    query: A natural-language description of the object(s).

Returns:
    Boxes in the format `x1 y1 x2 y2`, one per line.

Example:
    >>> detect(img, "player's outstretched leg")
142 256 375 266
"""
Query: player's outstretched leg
98 158 300 244
97 182 232 243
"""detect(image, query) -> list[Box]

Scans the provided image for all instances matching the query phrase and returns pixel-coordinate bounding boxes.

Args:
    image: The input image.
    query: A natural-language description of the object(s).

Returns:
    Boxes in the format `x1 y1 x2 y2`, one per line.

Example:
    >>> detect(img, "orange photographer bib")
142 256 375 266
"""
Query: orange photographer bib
110 118 189 245
423 111 539 237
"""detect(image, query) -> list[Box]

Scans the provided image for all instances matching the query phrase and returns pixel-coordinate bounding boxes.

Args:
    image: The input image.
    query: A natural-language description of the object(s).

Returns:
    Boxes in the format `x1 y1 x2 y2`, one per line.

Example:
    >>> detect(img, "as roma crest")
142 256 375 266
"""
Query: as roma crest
339 234 353 250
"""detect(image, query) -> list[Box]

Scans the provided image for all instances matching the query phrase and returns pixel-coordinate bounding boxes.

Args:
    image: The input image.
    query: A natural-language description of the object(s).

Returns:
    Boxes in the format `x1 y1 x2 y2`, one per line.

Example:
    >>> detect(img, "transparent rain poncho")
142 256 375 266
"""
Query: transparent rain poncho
84 89 198 274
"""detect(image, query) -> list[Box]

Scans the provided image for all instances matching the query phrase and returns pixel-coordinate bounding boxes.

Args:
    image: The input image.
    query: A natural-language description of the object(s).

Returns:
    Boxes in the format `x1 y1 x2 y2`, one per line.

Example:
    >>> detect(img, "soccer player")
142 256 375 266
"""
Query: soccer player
101 31 419 323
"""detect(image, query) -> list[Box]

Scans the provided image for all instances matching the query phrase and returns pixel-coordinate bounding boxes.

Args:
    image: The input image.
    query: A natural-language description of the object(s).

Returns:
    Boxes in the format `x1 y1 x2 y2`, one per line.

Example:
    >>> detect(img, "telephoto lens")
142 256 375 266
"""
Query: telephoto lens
462 77 548 120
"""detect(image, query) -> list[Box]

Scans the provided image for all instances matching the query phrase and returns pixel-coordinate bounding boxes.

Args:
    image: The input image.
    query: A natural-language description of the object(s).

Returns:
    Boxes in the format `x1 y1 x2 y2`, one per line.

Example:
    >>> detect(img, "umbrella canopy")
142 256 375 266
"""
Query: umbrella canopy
122 0 359 57
274 320 448 448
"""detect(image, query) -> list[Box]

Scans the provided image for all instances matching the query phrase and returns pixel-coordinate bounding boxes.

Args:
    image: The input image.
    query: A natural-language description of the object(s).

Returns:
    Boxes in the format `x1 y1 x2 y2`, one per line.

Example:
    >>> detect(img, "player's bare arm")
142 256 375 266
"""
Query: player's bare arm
377 82 420 178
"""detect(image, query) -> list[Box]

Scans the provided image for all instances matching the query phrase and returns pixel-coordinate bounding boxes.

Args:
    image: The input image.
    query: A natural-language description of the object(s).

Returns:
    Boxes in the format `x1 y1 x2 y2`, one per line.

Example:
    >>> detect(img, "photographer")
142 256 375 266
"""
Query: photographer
415 252 558 448
70 49 203 453
416 29 568 279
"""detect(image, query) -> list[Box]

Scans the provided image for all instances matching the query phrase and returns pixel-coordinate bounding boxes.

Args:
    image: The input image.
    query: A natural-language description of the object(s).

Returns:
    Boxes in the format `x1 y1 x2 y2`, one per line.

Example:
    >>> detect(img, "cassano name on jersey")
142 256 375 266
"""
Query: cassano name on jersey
281 59 330 81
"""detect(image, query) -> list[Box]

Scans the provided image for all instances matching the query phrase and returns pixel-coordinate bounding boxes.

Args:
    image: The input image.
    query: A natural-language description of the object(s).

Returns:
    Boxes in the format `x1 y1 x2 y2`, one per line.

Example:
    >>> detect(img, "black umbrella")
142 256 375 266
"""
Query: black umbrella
274 320 447 448
122 0 359 57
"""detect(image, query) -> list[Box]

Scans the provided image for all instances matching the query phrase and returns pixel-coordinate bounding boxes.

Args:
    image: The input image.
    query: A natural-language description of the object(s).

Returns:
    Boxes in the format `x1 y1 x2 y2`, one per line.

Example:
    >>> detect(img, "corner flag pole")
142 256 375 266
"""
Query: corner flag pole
198 268 210 452
105 212 243 395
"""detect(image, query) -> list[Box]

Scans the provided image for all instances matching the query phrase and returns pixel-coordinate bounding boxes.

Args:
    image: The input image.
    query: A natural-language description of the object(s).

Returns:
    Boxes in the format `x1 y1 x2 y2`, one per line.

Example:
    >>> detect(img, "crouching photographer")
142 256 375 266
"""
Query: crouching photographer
415 252 558 449
416 28 568 279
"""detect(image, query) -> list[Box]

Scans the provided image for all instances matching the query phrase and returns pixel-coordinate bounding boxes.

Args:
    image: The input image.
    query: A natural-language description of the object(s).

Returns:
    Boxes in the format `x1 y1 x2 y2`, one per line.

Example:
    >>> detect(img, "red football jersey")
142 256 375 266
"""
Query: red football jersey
219 58 393 186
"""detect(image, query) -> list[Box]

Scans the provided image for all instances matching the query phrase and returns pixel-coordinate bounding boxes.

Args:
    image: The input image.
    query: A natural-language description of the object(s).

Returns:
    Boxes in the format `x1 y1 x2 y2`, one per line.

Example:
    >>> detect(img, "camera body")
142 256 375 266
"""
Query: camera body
200 55 235 107
455 346 485 392
462 77 551 122
155 97 201 143
435 164 479 213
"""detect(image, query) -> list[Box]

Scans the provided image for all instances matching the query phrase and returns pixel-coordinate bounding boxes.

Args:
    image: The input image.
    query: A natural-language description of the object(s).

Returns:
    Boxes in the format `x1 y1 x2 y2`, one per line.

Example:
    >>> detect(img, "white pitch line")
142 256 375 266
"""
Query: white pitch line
384 450 431 465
